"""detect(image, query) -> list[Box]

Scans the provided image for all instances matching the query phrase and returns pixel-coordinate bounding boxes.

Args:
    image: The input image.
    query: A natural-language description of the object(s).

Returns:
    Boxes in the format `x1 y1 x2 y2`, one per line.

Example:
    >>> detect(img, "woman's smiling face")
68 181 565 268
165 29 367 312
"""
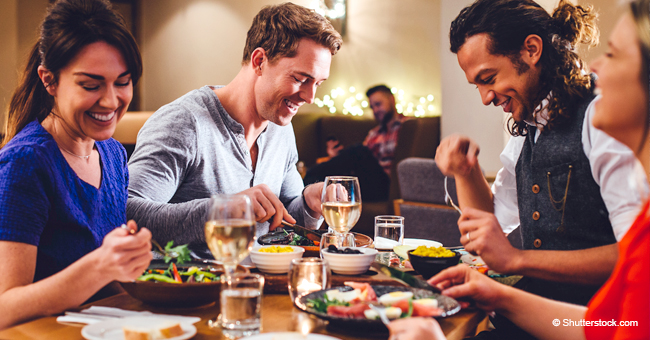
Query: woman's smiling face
591 13 648 152
43 41 133 142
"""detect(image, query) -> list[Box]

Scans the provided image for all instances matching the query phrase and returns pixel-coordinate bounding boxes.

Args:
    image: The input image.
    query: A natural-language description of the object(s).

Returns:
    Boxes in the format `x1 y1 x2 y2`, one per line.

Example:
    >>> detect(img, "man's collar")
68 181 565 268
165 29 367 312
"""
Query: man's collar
524 92 552 128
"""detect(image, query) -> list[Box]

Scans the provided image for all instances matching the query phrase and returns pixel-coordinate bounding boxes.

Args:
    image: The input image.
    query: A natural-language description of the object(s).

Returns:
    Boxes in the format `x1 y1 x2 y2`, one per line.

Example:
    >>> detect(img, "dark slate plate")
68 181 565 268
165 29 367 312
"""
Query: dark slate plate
296 285 461 328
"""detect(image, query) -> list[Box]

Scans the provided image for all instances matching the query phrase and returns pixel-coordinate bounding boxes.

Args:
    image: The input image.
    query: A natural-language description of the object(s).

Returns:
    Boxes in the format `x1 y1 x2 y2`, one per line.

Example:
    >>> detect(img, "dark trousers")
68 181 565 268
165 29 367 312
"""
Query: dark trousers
303 144 390 202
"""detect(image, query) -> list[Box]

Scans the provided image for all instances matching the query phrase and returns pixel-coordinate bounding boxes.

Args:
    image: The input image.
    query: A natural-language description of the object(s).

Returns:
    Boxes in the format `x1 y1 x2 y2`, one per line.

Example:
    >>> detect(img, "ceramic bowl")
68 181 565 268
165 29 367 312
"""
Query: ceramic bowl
407 249 461 279
249 246 305 274
320 247 378 275
120 260 248 307
300 233 374 257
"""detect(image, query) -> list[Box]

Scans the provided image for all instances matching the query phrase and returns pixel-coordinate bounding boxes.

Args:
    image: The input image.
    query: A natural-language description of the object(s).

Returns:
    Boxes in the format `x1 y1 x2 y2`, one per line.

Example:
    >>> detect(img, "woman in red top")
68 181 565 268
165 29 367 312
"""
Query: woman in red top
388 0 650 339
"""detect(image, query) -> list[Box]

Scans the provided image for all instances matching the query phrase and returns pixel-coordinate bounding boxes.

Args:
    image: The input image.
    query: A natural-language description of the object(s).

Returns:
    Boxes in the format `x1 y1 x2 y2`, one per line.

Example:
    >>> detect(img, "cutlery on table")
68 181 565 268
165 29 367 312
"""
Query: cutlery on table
280 220 324 243
368 304 391 326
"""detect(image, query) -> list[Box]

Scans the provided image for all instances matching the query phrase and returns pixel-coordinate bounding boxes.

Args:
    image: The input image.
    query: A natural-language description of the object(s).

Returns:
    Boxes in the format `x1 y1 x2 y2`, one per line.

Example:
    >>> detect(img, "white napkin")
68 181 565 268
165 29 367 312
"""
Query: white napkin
56 306 201 325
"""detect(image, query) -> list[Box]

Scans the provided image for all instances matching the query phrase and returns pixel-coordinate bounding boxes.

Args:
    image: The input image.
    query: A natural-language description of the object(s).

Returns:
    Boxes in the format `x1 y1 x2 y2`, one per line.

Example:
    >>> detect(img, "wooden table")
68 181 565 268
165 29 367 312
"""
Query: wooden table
0 291 485 340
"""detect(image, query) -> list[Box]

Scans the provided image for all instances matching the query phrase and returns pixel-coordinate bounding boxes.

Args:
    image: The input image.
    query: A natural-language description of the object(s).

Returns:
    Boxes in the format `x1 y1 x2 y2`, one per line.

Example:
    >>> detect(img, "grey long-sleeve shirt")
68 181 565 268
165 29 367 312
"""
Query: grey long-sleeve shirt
127 86 321 245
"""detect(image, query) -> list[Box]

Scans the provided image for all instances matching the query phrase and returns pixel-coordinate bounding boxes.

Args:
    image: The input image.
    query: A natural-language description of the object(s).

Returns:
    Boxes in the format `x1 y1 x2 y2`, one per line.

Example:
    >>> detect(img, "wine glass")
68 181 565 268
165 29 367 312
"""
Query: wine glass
319 232 356 257
321 176 362 247
204 194 256 279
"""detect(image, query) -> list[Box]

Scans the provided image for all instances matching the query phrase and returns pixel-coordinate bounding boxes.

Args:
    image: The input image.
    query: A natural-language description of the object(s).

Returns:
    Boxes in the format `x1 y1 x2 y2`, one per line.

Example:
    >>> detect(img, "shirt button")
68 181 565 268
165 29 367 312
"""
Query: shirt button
532 184 540 194
534 239 542 248
532 211 540 220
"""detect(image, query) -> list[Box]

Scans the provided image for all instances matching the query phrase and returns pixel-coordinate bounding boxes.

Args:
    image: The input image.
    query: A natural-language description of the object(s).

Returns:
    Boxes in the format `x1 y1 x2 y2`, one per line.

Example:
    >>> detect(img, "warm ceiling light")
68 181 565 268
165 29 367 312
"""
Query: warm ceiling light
311 0 347 36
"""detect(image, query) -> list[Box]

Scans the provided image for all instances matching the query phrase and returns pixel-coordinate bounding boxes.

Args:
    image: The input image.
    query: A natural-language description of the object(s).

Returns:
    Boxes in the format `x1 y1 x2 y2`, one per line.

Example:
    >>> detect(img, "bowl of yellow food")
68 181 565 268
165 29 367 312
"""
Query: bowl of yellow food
407 246 461 279
250 245 305 274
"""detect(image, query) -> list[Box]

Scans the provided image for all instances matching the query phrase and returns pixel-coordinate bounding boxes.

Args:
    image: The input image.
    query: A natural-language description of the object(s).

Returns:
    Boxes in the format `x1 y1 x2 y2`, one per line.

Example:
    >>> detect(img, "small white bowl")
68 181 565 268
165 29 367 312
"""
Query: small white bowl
320 247 378 275
250 246 305 274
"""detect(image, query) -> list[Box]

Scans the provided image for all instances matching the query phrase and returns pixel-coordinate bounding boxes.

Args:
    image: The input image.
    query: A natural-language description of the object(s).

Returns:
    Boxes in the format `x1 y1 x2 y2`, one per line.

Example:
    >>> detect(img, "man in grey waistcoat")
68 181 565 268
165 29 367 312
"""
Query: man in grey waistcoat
126 3 343 245
436 0 646 314
435 1 648 338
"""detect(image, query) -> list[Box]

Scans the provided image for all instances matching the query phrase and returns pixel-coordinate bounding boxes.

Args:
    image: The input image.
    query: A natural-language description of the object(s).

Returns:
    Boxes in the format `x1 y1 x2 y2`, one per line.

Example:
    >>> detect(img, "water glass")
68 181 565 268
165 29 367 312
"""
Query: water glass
220 273 265 339
374 215 404 251
319 232 356 255
287 258 331 307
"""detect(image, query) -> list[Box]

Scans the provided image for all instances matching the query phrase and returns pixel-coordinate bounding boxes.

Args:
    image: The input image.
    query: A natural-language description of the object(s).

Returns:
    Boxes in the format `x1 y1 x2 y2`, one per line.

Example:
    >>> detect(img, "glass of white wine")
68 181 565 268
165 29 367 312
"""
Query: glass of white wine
321 176 362 248
204 194 256 279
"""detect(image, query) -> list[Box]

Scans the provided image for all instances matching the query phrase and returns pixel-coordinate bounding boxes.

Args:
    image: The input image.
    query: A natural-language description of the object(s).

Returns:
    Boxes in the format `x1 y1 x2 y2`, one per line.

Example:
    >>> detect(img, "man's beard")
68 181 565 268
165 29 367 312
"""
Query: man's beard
380 110 395 129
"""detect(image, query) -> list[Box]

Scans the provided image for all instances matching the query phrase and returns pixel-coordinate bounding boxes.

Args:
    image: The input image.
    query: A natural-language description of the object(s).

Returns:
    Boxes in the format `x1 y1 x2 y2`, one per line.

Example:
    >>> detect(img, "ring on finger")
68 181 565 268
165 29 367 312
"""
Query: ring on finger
466 232 471 242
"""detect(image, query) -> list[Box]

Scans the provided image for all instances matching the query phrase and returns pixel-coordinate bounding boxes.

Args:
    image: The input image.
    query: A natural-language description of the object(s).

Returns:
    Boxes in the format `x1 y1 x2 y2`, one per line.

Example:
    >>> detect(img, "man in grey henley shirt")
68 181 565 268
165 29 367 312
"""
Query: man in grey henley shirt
126 3 343 245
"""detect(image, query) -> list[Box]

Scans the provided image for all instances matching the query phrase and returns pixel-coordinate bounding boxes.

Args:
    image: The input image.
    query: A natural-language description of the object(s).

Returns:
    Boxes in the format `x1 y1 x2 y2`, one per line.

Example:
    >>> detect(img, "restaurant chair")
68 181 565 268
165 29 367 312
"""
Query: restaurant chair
394 157 462 247
394 157 524 249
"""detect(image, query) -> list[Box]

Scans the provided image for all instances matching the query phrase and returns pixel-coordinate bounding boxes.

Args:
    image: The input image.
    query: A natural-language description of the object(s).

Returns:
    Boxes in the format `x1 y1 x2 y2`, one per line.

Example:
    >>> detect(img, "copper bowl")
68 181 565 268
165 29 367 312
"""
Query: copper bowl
120 260 248 308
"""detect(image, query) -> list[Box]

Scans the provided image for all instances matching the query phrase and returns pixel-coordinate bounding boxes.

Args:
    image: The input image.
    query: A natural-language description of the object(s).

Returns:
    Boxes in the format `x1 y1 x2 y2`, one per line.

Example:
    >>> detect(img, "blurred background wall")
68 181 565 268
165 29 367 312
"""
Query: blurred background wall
0 0 623 174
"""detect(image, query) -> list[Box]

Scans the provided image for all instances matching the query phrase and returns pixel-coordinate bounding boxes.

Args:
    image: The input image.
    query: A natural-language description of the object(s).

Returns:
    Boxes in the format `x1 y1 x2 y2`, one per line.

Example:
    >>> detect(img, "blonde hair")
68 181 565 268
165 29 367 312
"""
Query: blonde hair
629 0 650 149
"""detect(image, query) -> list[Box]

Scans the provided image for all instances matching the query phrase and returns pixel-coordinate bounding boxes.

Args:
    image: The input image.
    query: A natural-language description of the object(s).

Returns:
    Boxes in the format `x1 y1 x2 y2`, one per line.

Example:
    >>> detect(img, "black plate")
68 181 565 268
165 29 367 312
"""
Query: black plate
296 285 461 327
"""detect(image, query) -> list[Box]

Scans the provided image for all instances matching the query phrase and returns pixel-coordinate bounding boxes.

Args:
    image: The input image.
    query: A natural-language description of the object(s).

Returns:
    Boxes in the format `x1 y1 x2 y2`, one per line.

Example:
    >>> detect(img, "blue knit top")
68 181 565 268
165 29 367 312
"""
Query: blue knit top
0 120 128 281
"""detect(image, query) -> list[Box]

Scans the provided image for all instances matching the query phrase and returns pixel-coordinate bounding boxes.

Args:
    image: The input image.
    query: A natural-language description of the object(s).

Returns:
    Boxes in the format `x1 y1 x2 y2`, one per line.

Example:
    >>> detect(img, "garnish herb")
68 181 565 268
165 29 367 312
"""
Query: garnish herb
164 241 191 264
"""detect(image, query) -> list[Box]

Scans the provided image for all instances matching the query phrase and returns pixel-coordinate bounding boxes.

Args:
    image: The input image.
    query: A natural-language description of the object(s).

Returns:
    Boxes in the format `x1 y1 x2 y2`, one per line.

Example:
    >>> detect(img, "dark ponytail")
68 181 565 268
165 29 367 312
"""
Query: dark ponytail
4 44 54 148
2 0 142 148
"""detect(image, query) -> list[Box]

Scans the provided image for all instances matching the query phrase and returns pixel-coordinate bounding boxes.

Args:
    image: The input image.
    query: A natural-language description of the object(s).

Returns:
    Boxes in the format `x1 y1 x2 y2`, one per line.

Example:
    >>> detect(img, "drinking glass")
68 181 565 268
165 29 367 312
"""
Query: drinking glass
321 176 362 247
288 258 331 307
374 215 404 251
204 194 256 278
319 232 356 256
220 273 265 339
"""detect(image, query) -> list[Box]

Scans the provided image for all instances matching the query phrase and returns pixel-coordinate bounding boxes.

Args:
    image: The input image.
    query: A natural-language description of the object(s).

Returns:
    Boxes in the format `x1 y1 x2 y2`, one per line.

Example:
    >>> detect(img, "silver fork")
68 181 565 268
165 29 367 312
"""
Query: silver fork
444 176 462 214
368 304 391 326
151 239 178 258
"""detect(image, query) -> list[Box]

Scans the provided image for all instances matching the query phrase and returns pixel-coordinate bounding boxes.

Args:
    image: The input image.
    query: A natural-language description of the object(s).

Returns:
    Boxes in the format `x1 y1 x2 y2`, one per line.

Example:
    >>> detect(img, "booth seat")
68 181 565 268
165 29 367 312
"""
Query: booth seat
292 113 441 236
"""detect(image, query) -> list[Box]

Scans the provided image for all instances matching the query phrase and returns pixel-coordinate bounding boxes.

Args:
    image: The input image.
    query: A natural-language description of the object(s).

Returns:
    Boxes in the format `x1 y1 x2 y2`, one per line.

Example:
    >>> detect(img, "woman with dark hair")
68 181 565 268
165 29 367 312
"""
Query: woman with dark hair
388 0 650 339
0 0 151 329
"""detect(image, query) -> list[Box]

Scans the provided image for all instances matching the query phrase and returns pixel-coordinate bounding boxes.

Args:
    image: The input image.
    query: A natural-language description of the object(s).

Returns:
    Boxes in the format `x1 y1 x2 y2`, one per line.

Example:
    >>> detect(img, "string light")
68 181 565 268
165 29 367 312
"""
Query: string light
313 87 438 117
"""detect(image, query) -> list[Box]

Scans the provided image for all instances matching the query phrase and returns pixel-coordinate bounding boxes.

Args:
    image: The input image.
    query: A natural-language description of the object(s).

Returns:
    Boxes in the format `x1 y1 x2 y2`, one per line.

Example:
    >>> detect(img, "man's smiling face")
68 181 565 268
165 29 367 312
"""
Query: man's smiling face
457 33 542 123
255 38 331 126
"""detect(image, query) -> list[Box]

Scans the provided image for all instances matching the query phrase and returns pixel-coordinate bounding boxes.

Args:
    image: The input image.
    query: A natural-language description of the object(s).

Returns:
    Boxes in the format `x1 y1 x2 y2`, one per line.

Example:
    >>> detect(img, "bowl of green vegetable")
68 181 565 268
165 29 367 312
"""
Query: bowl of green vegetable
120 241 249 307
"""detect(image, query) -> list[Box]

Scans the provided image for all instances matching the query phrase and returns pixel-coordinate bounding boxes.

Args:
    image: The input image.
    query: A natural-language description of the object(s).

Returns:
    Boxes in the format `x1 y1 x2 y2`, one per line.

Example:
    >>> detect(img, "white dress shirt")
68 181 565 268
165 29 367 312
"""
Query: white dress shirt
492 96 648 241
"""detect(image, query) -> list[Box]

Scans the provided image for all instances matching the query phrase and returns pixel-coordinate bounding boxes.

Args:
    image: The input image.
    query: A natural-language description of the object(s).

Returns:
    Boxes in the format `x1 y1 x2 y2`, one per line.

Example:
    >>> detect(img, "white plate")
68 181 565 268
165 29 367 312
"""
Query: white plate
241 332 341 340
81 316 197 340
403 238 443 248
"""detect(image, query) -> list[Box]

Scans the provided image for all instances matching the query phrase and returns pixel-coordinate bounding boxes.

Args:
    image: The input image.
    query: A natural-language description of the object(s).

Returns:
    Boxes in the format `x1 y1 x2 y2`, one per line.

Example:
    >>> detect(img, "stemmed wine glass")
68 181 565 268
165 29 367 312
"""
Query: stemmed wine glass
204 194 256 279
321 176 362 247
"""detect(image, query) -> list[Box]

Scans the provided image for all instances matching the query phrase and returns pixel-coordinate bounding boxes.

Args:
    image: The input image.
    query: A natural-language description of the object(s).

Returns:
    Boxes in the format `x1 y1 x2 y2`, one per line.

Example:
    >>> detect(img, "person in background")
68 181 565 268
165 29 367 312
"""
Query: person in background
389 0 649 338
0 0 152 330
304 85 407 202
127 3 343 246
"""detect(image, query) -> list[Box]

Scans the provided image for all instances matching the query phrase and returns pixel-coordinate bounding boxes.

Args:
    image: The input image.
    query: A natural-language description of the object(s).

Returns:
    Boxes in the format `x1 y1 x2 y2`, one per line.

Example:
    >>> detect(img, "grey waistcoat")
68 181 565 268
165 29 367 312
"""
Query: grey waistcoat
515 94 616 305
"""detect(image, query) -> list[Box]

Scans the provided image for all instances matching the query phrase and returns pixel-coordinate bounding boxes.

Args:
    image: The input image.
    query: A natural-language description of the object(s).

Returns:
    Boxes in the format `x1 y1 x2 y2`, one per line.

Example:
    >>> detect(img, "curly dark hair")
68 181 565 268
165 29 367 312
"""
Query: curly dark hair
450 0 598 136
